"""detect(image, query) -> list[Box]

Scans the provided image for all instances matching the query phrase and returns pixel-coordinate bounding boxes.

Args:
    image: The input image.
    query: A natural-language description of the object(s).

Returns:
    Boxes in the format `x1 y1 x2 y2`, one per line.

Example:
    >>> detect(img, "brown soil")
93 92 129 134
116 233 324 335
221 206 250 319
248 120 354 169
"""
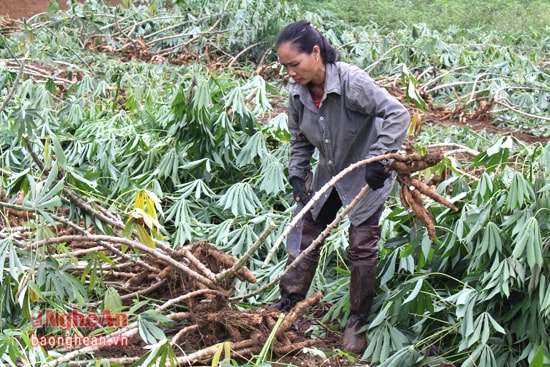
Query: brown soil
0 0 73 19
0 0 123 20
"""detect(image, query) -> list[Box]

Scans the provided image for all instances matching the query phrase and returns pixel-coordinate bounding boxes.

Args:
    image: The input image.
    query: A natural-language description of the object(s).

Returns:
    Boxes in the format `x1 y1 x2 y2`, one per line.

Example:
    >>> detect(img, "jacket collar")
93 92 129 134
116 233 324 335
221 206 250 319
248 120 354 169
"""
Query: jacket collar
289 62 343 98
324 62 342 96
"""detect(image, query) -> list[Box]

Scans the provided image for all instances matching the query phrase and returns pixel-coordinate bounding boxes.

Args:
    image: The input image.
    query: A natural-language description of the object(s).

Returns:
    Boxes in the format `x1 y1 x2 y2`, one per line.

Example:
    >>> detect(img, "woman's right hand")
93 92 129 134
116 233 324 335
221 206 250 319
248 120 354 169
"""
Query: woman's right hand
289 177 310 204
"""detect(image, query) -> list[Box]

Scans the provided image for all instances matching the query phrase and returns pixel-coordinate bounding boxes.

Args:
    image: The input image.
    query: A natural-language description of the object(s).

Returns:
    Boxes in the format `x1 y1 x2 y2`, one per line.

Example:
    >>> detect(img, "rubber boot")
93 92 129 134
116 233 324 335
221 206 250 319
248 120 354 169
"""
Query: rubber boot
271 220 324 311
342 225 380 354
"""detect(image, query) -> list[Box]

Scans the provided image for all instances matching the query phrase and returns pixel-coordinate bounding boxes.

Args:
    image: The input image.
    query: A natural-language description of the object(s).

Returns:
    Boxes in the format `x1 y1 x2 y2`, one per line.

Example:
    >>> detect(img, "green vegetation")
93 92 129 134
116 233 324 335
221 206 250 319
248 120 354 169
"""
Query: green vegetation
0 0 549 366
295 0 550 34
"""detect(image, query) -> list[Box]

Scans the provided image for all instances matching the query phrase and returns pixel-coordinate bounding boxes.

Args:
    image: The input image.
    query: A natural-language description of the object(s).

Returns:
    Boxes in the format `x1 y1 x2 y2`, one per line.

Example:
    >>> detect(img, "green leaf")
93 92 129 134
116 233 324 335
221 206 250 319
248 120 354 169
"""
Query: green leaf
377 346 421 367
402 278 423 305
512 217 542 270
506 173 535 211
135 224 156 249
472 136 514 173
472 221 502 270
236 131 266 167
103 287 124 313
138 319 166 345
258 156 286 195
175 179 215 200
217 182 261 216
529 345 546 367
50 135 67 168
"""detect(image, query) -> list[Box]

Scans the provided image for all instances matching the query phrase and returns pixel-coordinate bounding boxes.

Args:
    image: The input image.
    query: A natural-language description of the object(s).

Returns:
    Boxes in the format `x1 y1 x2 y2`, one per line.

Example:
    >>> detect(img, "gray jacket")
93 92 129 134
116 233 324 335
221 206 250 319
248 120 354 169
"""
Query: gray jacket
287 62 410 225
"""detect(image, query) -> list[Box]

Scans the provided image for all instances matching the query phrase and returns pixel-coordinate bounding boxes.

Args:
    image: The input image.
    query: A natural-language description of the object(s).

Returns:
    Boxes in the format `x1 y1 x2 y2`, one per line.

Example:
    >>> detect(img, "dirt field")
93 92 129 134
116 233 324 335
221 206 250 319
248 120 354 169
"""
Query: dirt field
0 0 69 19
0 0 121 19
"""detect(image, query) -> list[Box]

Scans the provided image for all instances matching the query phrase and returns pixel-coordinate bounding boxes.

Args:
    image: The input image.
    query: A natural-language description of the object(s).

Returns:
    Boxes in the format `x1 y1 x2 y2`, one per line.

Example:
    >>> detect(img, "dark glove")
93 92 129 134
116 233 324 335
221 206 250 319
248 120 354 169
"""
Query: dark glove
365 162 390 190
289 177 310 204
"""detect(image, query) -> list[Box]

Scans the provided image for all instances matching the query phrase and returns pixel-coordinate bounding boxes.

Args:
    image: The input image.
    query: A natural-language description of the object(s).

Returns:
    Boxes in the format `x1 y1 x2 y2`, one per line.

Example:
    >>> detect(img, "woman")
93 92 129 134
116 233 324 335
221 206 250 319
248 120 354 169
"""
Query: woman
271 20 410 353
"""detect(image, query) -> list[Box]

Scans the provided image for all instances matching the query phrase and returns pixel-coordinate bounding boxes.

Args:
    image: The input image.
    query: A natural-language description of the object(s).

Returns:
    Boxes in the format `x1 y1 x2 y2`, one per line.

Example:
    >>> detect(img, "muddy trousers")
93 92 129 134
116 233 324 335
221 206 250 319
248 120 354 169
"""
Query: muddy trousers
342 224 381 353
273 220 325 311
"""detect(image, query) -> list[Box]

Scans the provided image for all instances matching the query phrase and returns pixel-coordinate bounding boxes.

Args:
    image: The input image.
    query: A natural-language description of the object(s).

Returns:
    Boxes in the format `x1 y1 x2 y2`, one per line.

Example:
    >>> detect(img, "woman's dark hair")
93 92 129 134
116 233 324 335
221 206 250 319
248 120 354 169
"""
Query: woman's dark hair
276 20 340 64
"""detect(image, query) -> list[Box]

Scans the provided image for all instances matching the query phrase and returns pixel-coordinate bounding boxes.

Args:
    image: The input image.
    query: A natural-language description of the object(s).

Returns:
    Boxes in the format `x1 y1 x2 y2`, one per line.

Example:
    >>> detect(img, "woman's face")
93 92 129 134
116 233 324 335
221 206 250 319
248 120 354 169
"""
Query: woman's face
277 42 323 86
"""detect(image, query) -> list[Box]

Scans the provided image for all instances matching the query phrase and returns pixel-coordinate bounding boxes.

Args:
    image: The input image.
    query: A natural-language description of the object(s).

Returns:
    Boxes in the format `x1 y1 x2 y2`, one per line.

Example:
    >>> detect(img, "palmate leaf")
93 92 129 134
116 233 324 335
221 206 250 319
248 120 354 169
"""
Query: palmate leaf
156 147 181 184
401 277 435 315
218 224 259 256
103 287 123 313
378 249 400 288
401 64 427 109
537 274 550 317
137 310 172 345
1 240 25 283
208 219 234 245
123 190 166 249
512 217 543 271
462 344 498 367
174 179 215 200
138 319 166 345
217 182 261 216
470 221 503 270
540 275 550 317
452 288 478 350
236 131 266 167
35 257 88 306
460 310 507 351
377 345 422 367
192 78 213 112
258 156 286 195
503 209 532 238
505 173 535 211
44 135 67 170
131 338 177 367
481 257 525 299
163 197 197 245
243 75 273 115
164 195 194 225
472 172 495 204
365 319 410 363
26 161 64 211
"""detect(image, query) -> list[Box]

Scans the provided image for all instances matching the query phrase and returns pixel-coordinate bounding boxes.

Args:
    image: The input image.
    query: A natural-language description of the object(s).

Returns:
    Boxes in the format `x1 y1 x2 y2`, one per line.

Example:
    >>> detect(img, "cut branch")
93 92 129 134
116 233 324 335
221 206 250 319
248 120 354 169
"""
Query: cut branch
31 234 219 289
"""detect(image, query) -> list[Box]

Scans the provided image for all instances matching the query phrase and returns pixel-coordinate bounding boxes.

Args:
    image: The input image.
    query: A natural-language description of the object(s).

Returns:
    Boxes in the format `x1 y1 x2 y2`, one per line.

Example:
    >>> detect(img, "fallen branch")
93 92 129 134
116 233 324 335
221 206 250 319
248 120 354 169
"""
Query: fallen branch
0 52 26 114
214 222 276 284
31 234 219 289
427 143 479 157
276 292 323 337
170 324 200 347
274 339 322 354
494 99 550 122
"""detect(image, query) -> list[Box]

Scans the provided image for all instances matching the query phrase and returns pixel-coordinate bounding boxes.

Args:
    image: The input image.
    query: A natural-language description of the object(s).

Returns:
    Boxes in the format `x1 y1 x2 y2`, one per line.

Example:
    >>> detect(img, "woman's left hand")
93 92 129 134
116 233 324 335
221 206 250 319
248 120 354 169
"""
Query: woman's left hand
364 162 390 190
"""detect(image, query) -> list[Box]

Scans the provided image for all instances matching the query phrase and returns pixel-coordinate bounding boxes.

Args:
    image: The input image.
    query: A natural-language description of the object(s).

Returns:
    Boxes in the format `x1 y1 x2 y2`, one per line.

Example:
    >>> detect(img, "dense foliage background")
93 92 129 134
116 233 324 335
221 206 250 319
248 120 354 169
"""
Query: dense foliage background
0 0 549 366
